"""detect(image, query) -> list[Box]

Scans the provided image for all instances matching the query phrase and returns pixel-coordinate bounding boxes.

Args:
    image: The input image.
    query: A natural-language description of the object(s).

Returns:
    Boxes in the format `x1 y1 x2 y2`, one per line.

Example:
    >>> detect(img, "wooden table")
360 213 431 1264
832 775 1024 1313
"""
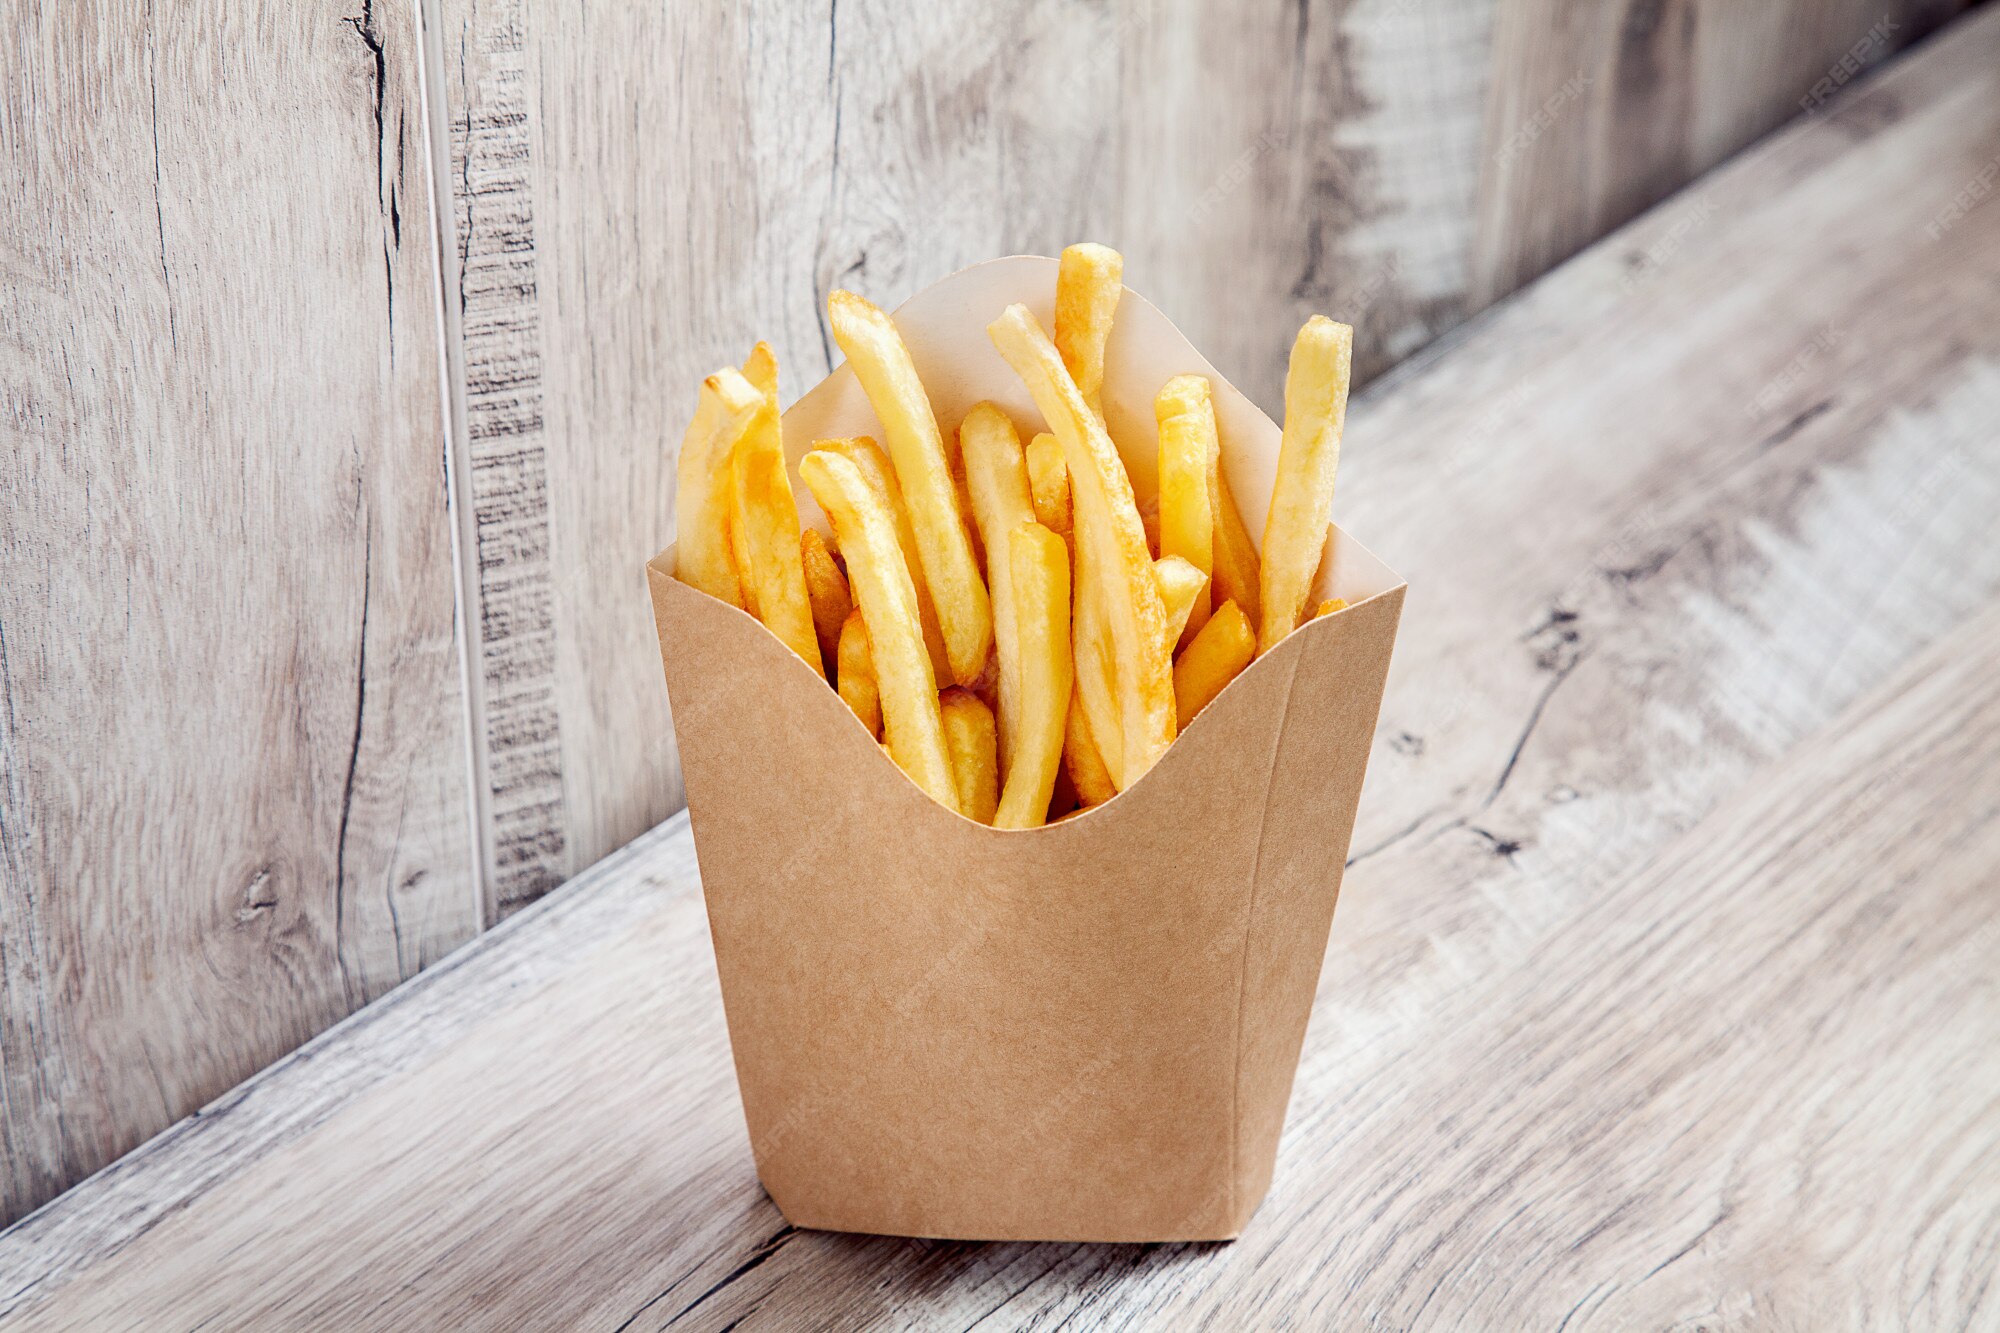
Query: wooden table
6 12 1999 1329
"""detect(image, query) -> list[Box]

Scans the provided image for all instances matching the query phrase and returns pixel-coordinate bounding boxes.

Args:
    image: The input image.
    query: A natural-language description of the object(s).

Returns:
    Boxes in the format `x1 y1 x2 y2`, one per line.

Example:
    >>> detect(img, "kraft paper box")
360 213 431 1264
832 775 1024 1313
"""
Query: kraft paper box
648 256 1404 1243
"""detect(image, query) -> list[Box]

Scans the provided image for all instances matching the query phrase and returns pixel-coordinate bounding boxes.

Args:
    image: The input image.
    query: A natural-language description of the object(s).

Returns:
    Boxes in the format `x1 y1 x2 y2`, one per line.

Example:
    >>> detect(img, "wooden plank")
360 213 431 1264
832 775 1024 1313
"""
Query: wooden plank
5 10 1997 1324
432 0 1967 913
0 0 476 1224
430 0 571 917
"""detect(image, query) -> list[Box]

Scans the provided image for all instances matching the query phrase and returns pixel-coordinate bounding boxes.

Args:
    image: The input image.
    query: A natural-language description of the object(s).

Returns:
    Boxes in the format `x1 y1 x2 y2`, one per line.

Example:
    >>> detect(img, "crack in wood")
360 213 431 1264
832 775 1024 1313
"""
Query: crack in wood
648 1224 796 1329
332 521 373 1008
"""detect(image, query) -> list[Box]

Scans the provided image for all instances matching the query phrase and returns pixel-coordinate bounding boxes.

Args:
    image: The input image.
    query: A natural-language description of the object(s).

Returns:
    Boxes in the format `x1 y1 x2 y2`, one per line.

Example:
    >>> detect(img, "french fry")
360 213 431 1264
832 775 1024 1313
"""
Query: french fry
801 529 853 672
1316 597 1347 618
1063 697 1117 807
1154 555 1209 653
995 522 1072 829
948 429 984 577
1174 599 1256 729
1069 553 1124 787
989 303 1174 787
816 435 952 683
740 340 778 399
727 479 758 616
1155 375 1217 647
1054 243 1123 421
800 450 955 810
959 403 1035 782
941 687 999 824
837 608 881 739
673 367 764 607
729 345 823 678
828 290 993 685
1210 466 1261 626
735 446 826 678
1260 316 1353 653
729 343 782 614
1025 432 1071 539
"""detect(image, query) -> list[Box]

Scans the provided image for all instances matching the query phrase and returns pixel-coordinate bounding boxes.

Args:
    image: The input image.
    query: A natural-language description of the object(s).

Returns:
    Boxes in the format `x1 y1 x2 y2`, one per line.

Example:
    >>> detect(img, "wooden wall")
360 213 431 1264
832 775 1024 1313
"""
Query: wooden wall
0 0 1970 1224
0 1 474 1223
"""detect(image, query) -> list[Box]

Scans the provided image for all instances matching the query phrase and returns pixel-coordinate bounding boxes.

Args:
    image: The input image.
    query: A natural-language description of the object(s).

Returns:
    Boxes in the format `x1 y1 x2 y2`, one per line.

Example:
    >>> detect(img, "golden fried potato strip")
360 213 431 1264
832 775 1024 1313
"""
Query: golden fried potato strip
729 344 822 677
1259 316 1353 653
1054 243 1123 421
800 449 955 810
1155 375 1217 648
1063 697 1117 807
1153 555 1209 654
837 608 881 739
960 403 1035 781
940 687 999 824
989 303 1174 787
828 290 992 685
815 435 952 684
1210 466 1261 626
1025 431 1072 540
994 522 1072 828
801 528 852 672
673 367 764 607
1174 599 1256 729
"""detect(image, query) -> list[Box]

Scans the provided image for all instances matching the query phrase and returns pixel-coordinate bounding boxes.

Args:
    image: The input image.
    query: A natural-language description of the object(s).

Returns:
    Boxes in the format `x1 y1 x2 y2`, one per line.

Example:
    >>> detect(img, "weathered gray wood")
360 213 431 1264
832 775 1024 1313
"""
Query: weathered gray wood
0 815 696 1322
432 0 1968 911
0 0 476 1225
5 11 1997 1325
430 0 571 917
1472 0 1970 307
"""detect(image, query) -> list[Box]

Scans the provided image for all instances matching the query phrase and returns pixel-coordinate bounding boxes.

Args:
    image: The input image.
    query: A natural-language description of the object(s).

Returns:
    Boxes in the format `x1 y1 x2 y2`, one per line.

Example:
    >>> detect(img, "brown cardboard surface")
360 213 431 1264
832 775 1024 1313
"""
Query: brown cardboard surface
648 257 1404 1242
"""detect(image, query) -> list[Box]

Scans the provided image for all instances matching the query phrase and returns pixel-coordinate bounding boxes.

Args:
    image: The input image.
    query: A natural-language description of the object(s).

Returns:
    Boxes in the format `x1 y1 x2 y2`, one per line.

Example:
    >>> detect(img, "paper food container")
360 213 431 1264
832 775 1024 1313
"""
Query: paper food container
648 256 1404 1242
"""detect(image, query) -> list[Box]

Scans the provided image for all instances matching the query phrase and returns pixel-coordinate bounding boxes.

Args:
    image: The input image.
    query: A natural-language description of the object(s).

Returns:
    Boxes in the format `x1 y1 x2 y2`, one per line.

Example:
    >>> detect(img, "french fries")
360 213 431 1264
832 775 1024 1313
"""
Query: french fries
941 688 999 823
1026 432 1071 539
1155 376 1217 647
674 368 765 607
959 403 1035 781
800 449 955 809
995 522 1071 828
1210 468 1261 626
828 290 993 685
668 250 1370 829
837 608 881 738
1069 557 1124 788
1154 555 1209 652
730 344 780 616
802 529 853 671
729 344 823 678
815 434 952 683
1063 700 1117 807
1054 243 1123 421
1174 599 1256 729
1259 316 1353 654
989 303 1175 788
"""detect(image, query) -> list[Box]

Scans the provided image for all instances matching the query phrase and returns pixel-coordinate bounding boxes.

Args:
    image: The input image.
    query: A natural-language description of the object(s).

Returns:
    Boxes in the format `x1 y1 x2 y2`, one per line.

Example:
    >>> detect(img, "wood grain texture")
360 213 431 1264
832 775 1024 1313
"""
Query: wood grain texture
0 0 474 1225
6 11 1997 1325
433 0 1969 912
432 0 570 916
1471 0 1970 307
